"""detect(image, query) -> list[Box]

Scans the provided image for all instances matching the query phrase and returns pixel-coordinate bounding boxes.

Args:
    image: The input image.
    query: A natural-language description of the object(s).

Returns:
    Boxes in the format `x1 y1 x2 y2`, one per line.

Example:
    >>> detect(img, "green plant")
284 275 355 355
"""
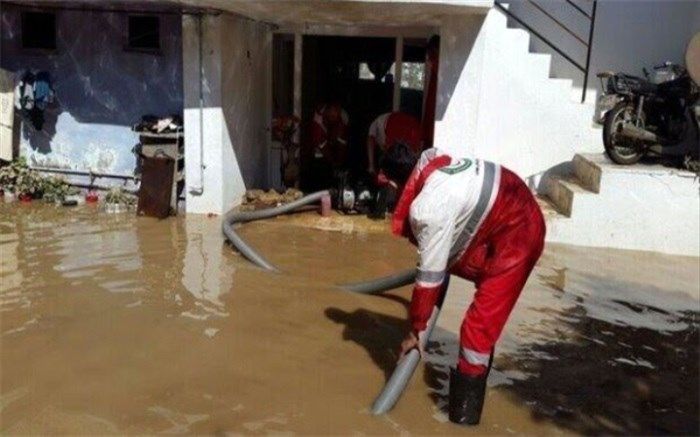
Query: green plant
104 187 136 205
13 168 43 198
41 175 77 203
0 157 30 193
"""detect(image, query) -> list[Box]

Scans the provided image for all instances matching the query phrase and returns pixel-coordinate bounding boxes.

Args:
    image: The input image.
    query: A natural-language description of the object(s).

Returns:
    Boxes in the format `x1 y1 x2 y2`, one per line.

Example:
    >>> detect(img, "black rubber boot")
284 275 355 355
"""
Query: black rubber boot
448 367 488 425
368 186 389 220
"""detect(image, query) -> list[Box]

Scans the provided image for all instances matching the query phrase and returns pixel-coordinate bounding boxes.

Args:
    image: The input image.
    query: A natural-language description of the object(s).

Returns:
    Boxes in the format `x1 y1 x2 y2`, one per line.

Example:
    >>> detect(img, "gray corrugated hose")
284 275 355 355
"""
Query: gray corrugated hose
370 277 448 415
222 191 330 272
221 192 444 415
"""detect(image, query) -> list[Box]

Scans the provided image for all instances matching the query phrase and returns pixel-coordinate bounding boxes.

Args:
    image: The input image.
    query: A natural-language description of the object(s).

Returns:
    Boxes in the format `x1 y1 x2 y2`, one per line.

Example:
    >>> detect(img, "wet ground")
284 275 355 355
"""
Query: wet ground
1 204 698 435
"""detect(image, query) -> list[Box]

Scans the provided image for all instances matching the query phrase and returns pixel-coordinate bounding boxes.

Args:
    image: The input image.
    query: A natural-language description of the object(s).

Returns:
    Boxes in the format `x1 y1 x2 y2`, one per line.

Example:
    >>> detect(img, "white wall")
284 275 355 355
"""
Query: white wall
221 15 272 209
0 5 183 176
506 0 700 98
183 13 272 215
434 9 600 180
546 158 700 257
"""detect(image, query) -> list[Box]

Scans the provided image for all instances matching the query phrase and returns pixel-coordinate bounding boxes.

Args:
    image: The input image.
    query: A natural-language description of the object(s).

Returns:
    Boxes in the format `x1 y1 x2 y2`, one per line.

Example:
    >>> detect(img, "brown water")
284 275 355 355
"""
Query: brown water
1 204 698 435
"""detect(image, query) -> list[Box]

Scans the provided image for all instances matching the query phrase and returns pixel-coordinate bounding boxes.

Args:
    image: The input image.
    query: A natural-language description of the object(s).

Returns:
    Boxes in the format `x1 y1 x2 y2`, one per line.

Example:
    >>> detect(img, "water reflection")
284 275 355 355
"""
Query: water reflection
180 215 233 320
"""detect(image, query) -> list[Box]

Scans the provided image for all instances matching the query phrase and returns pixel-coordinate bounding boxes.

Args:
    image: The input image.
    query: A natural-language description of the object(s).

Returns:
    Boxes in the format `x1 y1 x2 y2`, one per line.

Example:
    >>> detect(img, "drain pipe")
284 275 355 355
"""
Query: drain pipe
188 14 205 195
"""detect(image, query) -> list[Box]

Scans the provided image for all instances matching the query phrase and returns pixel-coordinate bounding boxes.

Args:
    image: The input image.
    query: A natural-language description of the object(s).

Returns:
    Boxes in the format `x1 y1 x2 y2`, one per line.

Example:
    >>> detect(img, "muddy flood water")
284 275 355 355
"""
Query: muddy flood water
1 204 698 435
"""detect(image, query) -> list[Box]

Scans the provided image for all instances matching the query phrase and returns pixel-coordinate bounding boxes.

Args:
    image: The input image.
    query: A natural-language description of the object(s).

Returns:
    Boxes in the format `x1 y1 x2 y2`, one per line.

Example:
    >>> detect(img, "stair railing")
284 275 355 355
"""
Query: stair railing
494 0 598 103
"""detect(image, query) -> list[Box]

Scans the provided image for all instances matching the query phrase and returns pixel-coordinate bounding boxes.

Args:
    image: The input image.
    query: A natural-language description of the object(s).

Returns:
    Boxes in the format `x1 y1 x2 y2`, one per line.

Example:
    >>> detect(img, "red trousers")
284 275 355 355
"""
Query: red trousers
450 168 546 376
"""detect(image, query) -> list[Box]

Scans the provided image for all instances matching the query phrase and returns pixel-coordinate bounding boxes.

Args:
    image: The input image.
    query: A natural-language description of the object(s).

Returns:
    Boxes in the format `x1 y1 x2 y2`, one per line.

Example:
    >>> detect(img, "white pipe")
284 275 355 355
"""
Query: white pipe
188 14 205 195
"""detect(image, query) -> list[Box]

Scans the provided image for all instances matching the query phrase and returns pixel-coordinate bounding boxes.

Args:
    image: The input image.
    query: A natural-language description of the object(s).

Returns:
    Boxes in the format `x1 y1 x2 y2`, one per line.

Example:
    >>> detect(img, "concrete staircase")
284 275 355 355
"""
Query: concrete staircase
539 154 600 218
472 7 602 180
538 154 700 257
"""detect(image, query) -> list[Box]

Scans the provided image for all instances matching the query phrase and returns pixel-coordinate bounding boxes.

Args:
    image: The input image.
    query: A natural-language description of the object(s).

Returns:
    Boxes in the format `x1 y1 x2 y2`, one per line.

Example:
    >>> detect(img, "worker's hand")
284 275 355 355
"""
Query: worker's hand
398 330 423 361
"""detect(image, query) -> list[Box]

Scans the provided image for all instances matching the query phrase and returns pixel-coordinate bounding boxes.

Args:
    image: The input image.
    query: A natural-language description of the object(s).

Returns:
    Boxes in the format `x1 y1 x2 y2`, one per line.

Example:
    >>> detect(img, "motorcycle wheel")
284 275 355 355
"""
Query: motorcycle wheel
603 102 645 165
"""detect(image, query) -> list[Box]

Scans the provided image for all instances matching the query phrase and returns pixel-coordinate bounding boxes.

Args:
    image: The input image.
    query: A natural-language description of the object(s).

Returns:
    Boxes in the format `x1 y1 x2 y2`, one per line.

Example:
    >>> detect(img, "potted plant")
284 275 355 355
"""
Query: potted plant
0 157 29 200
14 169 43 203
104 187 136 213
41 175 77 204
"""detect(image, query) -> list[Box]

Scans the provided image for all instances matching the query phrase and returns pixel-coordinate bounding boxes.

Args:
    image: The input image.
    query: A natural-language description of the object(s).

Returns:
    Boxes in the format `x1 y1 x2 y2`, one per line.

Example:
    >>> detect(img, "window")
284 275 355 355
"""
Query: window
359 63 375 81
400 62 425 90
22 12 56 50
127 15 160 51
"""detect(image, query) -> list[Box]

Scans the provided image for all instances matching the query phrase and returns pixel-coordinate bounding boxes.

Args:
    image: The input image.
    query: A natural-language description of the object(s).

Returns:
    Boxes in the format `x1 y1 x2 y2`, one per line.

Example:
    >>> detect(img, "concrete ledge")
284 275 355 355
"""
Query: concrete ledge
546 156 700 257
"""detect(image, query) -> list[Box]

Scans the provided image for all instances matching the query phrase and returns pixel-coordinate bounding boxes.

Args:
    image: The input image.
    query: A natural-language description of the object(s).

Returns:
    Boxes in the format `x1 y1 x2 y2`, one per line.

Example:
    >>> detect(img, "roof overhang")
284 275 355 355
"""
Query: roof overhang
3 0 493 26
202 1 493 26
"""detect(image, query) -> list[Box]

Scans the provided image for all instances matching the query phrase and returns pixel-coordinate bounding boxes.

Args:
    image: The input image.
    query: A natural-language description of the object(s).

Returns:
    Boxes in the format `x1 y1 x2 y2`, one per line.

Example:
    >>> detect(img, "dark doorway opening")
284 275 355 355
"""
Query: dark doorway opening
299 35 427 191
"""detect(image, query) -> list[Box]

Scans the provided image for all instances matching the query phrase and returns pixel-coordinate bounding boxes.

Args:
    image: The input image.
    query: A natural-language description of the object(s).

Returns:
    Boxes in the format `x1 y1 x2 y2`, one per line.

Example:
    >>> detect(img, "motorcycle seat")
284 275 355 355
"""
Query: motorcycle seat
619 74 657 94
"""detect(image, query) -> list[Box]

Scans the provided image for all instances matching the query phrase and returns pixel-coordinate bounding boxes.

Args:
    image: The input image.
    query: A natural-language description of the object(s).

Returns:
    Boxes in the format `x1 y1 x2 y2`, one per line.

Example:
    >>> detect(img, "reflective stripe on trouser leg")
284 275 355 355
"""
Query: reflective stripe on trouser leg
460 348 491 366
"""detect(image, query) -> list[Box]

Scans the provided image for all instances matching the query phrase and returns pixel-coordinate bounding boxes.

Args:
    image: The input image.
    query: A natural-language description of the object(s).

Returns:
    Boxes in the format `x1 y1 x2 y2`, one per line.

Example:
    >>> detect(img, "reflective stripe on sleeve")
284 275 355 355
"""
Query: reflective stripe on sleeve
416 269 445 287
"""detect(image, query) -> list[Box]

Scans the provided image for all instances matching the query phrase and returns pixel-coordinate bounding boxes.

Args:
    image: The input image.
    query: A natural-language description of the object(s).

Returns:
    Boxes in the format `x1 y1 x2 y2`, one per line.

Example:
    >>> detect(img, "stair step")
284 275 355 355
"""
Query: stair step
535 194 565 220
542 174 594 217
527 52 552 78
501 28 530 54
573 153 603 193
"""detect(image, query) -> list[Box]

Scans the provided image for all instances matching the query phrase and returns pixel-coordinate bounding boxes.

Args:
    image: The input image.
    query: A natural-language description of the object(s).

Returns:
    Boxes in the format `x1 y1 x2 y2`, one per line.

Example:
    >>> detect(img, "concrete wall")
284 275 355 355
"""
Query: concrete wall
546 156 700 257
506 0 700 99
183 13 272 215
434 9 600 180
0 5 183 176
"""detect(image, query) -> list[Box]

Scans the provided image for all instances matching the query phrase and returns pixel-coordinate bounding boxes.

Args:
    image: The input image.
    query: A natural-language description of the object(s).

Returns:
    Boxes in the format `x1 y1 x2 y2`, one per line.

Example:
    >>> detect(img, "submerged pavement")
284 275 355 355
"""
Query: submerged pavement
1 204 698 434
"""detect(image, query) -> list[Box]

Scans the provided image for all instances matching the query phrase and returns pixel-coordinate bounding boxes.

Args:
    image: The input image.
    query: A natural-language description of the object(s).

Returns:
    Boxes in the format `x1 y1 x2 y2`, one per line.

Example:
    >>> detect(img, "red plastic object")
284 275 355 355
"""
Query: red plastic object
18 193 32 203
85 191 99 203
320 193 331 217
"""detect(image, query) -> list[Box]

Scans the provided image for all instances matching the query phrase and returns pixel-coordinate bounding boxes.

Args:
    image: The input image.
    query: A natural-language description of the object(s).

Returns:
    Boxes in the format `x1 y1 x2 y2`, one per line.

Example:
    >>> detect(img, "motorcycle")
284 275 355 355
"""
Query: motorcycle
597 62 699 165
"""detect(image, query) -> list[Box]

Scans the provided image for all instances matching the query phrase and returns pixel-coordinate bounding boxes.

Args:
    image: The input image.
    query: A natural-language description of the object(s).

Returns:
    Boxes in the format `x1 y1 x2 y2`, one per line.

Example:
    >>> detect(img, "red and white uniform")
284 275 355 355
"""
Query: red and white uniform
309 105 349 162
393 148 546 376
369 112 422 153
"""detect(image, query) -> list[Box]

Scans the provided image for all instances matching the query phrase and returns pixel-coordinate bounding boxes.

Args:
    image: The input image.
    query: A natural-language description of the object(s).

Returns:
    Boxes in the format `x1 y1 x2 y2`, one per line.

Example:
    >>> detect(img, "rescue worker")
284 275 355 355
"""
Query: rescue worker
380 144 546 425
366 111 422 176
303 102 350 191
366 112 422 219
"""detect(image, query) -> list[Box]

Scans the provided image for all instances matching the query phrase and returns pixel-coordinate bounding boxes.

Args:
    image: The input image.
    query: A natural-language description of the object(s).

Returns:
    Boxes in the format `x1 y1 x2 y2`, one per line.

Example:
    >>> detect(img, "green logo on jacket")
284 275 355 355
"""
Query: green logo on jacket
439 159 473 174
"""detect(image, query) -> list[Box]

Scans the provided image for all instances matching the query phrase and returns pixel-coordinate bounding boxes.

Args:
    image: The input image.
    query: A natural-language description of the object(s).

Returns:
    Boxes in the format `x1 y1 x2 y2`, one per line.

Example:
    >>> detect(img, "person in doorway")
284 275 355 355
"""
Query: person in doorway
366 111 422 176
379 144 546 425
366 112 421 219
303 102 350 191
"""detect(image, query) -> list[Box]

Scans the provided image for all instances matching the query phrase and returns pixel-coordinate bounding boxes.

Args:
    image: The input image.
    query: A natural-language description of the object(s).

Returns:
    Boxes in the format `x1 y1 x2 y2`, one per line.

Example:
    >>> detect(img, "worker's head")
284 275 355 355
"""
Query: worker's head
380 142 418 187
324 103 343 126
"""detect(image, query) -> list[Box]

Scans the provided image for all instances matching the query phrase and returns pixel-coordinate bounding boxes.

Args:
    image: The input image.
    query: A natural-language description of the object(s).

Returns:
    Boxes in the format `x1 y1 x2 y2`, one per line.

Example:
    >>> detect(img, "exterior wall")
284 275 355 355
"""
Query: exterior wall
183 13 271 215
221 15 272 208
434 9 600 180
546 159 700 257
506 0 700 98
0 5 183 176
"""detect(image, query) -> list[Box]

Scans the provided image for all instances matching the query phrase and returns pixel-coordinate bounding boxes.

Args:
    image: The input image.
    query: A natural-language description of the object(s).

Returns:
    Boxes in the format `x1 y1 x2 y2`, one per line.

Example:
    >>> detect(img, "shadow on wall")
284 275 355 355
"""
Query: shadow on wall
1 9 183 126
20 104 61 154
0 6 183 172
